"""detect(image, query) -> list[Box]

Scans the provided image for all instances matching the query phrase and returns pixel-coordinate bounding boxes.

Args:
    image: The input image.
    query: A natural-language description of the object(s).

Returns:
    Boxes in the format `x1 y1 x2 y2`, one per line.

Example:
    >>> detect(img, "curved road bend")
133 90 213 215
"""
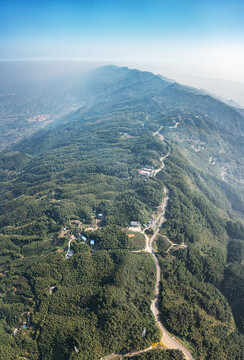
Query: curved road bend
102 128 194 360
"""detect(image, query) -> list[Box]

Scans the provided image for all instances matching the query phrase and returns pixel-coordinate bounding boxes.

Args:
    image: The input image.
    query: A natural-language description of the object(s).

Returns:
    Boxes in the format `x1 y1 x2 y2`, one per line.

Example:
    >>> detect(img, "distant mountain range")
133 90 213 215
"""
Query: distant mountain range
1 64 244 150
0 65 243 360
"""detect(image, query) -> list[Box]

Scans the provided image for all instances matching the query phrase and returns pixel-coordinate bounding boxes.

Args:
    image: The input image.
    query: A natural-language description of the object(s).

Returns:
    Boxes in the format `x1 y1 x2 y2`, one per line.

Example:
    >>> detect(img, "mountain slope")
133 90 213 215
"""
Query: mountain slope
0 65 243 360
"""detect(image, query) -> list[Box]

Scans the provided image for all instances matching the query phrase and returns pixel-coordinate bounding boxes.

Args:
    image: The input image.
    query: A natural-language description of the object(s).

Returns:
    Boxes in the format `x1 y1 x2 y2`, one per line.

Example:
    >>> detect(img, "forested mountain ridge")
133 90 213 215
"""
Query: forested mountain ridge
82 66 244 134
0 65 243 359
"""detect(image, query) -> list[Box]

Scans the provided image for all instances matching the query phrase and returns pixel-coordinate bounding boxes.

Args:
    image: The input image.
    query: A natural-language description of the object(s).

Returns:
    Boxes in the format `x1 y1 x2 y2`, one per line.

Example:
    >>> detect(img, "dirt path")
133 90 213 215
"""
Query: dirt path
153 126 164 136
65 235 75 259
169 122 179 129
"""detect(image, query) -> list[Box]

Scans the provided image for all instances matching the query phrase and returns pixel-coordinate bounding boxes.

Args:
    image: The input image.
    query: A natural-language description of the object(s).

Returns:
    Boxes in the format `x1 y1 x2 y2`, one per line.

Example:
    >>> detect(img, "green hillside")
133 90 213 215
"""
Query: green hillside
0 66 243 359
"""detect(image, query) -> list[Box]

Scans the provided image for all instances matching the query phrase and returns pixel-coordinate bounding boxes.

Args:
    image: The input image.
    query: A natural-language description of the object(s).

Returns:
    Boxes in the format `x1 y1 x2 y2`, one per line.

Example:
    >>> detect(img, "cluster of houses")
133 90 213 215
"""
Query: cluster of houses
63 212 104 256
130 219 155 229
138 165 154 178
63 226 96 260
144 219 155 228
13 312 31 338
78 234 95 246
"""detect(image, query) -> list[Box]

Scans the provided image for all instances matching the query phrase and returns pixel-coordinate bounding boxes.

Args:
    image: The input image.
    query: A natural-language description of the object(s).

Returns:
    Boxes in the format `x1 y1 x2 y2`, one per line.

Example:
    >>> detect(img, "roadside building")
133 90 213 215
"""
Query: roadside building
138 165 154 177
144 165 154 171
130 221 141 227
138 169 151 177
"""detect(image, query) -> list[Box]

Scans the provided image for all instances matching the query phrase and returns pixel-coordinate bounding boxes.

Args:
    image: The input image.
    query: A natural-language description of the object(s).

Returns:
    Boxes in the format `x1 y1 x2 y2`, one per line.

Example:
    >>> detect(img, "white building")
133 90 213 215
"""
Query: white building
130 221 141 227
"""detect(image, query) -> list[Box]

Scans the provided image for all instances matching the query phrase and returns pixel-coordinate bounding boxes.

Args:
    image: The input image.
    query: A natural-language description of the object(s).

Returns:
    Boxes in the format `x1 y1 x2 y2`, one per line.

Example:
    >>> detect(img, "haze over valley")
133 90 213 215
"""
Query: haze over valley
1 1 244 360
0 63 244 360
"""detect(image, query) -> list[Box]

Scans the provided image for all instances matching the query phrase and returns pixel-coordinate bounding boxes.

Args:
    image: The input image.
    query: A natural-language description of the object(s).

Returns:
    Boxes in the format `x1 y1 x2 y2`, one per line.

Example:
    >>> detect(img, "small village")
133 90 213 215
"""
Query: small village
62 163 160 260
13 311 32 338
61 211 104 259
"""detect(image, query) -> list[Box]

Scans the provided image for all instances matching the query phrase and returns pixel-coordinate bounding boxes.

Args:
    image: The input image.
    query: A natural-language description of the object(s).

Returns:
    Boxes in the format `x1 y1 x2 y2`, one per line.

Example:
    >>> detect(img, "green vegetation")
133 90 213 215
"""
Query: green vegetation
0 65 244 359
158 249 243 360
123 349 184 359
0 94 167 358
127 231 146 250
0 249 159 359
156 147 244 359
156 235 171 252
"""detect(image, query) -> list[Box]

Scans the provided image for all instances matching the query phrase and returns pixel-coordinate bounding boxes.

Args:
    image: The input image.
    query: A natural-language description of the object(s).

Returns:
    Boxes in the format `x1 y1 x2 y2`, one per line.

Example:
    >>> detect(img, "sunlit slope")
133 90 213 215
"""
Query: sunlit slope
0 65 243 359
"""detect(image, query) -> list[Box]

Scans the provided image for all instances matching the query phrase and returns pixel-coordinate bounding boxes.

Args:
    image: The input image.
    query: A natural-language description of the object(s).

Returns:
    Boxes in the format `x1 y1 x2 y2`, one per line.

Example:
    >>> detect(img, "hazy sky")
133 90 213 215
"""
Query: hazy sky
1 0 244 83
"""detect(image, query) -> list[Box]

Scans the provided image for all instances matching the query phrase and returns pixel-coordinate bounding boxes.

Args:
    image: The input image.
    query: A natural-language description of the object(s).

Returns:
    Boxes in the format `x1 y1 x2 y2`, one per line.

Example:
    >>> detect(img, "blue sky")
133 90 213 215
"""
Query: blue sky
1 0 244 81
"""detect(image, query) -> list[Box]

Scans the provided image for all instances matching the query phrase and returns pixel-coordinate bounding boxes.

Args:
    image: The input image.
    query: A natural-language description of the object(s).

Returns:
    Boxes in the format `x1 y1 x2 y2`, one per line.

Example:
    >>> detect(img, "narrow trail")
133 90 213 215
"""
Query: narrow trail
153 126 164 136
169 122 179 129
65 236 75 259
102 128 194 360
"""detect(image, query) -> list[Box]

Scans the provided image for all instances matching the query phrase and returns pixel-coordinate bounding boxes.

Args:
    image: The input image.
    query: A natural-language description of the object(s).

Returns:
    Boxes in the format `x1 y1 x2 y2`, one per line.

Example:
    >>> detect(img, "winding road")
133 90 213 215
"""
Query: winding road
146 190 193 360
102 126 194 360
